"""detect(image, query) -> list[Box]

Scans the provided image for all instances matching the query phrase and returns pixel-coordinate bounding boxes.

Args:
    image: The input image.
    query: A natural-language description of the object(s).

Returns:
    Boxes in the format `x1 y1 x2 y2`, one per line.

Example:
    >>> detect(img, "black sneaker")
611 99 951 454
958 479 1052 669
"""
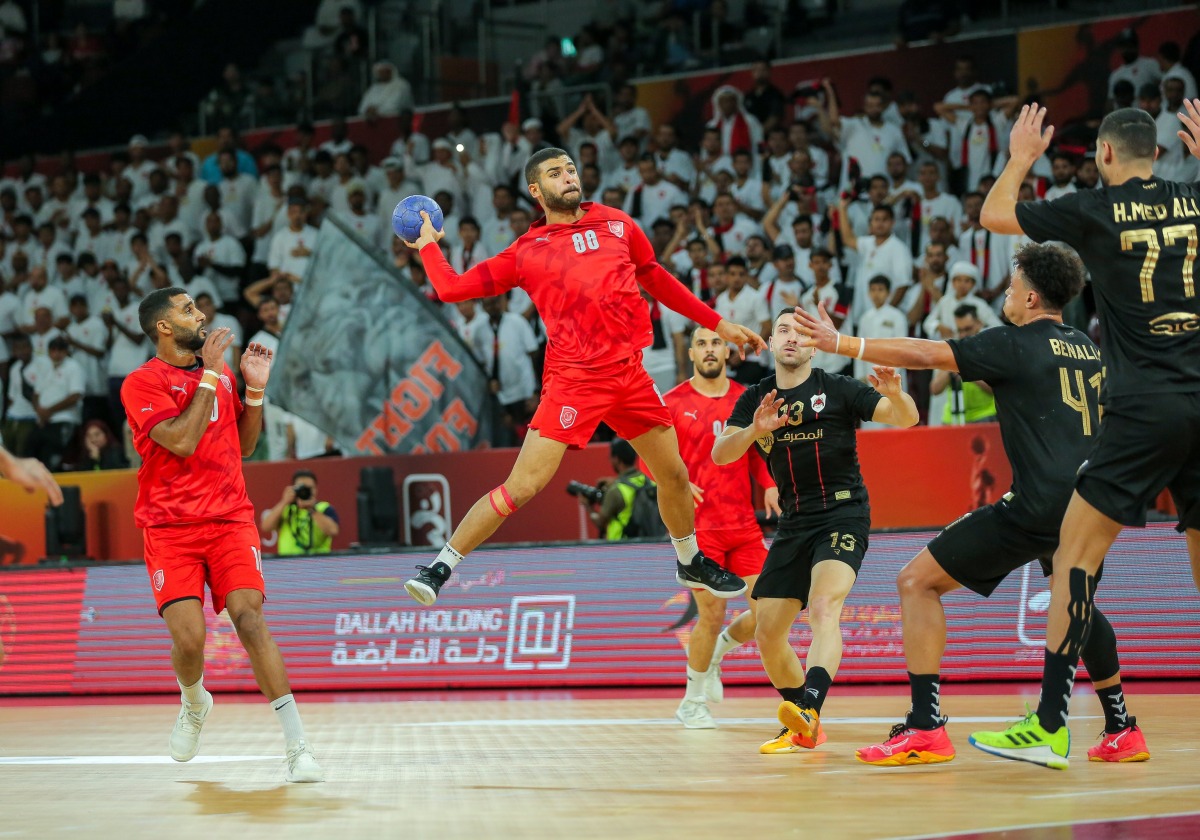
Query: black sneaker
405 562 452 605
676 552 746 599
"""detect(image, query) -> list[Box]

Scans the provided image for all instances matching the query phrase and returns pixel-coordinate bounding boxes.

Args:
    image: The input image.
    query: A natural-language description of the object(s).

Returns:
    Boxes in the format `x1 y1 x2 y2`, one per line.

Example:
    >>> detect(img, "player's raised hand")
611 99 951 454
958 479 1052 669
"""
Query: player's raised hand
0 450 63 506
869 365 904 398
405 210 445 251
751 389 787 436
200 327 233 372
792 302 840 354
1008 103 1054 165
1177 98 1200 160
240 341 273 392
763 486 782 520
716 319 768 358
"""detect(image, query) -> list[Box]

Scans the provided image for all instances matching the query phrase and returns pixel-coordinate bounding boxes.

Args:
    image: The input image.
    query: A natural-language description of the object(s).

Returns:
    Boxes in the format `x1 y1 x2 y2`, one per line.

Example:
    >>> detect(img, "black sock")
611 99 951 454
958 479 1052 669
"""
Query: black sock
777 686 806 705
906 672 945 730
1097 684 1132 734
1035 649 1079 734
801 667 833 714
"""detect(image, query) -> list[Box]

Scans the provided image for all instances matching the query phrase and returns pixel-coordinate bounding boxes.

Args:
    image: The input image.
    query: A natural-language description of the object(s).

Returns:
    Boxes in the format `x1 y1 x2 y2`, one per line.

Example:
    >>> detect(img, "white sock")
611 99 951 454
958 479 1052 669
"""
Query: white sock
685 665 708 700
671 532 699 564
711 628 743 664
436 543 465 570
271 694 306 744
179 676 207 705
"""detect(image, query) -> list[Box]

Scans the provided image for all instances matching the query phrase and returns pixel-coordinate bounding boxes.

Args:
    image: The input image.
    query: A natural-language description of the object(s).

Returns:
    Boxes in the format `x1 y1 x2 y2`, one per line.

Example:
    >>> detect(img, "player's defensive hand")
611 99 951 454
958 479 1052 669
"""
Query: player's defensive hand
792 302 840 353
200 327 234 372
406 210 445 251
689 481 704 509
751 389 787 436
0 452 63 506
240 341 273 392
869 365 903 398
716 319 768 358
1177 98 1200 160
763 486 782 520
1008 103 1054 165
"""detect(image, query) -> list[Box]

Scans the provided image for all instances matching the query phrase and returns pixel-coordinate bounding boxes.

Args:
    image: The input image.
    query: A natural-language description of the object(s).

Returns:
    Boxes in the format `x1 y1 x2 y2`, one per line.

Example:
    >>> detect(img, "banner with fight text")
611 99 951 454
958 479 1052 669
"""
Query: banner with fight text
268 215 494 455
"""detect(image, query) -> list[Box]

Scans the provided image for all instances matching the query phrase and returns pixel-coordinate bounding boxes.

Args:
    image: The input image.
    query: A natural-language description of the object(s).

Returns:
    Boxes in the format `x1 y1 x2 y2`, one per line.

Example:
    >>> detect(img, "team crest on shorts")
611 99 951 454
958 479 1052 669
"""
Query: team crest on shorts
810 392 827 413
607 221 624 238
560 406 578 428
152 569 165 591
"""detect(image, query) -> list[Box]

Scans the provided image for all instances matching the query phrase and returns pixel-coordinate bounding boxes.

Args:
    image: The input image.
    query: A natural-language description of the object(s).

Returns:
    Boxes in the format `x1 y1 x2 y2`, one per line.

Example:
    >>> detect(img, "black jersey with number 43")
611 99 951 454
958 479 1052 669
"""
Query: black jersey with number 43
948 320 1101 532
727 370 882 525
1015 177 1200 400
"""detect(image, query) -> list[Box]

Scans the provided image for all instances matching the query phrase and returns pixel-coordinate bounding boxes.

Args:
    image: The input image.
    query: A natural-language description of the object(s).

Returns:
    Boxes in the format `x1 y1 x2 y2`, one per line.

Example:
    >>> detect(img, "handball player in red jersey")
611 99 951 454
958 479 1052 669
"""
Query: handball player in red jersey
121 287 323 783
663 327 781 729
403 147 768 606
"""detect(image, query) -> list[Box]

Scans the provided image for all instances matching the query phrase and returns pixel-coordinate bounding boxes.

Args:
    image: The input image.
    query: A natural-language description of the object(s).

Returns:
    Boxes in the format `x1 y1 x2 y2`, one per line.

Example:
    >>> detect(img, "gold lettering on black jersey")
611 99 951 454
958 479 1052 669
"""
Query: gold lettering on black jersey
778 429 824 443
1149 312 1200 335
785 401 804 426
1048 338 1100 361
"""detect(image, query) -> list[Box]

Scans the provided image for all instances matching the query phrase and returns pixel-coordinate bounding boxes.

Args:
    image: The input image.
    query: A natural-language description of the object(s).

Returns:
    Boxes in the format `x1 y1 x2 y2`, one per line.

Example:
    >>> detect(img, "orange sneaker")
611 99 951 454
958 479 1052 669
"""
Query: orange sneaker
1088 720 1150 762
759 726 828 754
777 701 821 748
856 723 956 766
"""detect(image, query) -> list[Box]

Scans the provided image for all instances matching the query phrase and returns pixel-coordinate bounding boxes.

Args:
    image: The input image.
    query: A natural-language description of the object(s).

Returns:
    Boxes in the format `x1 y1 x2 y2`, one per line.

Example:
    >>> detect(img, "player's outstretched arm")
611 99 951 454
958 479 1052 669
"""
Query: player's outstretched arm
1177 98 1200 160
237 341 271 456
413 211 518 303
868 365 920 428
147 328 233 458
793 302 959 372
981 103 1054 236
712 390 786 465
0 447 63 506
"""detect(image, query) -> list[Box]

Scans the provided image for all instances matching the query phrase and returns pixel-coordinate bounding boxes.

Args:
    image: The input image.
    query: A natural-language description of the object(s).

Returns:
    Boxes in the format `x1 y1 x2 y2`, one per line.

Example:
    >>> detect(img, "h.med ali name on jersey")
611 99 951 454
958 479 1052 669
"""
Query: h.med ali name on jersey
1111 195 1200 224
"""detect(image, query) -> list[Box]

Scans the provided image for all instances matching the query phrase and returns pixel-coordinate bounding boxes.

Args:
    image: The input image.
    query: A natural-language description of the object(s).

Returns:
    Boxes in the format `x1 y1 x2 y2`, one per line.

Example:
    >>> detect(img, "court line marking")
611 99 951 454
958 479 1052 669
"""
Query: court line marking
1032 783 1200 800
0 755 279 766
886 809 1200 840
390 715 1099 728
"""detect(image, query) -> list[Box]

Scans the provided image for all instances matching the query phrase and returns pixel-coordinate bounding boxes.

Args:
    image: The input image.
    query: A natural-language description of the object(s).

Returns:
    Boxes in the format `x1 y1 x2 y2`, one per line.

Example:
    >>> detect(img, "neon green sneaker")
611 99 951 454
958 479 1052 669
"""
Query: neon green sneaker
968 708 1070 770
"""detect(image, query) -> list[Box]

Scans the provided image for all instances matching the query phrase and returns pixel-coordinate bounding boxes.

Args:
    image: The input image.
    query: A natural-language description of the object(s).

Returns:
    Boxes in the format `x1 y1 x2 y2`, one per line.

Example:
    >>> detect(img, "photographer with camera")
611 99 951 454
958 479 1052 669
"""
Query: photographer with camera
261 469 340 556
569 438 664 540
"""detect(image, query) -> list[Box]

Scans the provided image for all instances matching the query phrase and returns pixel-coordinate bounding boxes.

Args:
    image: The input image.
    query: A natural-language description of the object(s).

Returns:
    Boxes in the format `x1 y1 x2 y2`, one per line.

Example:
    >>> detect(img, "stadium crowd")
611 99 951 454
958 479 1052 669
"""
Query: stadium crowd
1 13 1198 465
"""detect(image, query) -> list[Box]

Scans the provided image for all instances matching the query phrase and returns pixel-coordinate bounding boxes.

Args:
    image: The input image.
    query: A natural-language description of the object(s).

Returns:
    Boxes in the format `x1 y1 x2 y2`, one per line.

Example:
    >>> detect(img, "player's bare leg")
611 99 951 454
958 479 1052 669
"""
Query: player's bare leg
774 560 857 748
405 430 568 605
629 424 746 598
677 579 758 728
162 599 213 762
755 596 817 752
225 588 323 782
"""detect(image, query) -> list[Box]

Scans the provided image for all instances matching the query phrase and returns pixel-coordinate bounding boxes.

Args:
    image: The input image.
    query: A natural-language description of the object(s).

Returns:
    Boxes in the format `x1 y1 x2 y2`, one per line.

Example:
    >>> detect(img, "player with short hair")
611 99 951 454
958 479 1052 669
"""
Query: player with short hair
664 327 781 729
120 287 323 782
964 104 1200 769
402 148 767 606
712 309 919 753
795 243 1149 766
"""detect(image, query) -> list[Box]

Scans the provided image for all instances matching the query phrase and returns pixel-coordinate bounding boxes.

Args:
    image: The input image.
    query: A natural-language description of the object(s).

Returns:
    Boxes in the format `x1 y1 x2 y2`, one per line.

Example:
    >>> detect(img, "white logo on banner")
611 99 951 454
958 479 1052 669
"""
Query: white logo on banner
504 595 575 671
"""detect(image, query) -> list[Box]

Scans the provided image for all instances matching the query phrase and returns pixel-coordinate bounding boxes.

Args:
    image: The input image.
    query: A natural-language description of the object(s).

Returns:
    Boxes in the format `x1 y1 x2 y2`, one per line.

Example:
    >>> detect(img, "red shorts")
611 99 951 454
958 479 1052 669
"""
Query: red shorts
531 356 672 448
143 520 264 615
699 526 768 578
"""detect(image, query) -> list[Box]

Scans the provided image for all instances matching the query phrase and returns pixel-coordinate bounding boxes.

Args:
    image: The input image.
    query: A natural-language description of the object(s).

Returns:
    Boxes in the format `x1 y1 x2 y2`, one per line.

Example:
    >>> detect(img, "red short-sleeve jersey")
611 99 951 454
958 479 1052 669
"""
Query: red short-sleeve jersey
121 358 254 528
663 379 774 532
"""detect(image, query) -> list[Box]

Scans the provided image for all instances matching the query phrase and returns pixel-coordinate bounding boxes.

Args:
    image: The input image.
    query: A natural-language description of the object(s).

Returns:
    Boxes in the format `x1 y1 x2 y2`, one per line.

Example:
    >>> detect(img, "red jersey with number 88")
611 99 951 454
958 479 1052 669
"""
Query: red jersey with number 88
121 358 254 528
663 379 774 532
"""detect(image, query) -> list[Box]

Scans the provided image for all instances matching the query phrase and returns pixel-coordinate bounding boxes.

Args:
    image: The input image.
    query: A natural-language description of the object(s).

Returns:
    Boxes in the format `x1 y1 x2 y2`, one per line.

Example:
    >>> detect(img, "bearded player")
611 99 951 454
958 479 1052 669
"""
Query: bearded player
402 149 766 605
121 287 323 783
664 327 781 729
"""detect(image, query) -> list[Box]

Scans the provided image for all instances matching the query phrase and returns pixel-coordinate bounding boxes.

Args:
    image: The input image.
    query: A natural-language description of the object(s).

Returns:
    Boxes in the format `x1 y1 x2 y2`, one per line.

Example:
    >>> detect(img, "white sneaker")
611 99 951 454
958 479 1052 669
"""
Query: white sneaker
707 662 724 703
286 740 325 783
676 698 716 729
169 691 213 762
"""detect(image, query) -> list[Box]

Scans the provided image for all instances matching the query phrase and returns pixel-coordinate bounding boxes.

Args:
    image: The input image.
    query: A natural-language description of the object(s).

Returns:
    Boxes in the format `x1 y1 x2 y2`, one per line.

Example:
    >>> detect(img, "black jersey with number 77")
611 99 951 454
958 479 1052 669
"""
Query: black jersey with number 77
1015 177 1200 400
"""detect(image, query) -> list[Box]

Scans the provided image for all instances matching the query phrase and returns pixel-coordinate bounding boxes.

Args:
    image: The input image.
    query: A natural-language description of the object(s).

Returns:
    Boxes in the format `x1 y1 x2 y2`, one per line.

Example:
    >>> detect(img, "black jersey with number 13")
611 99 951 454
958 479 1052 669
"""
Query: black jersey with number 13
1015 177 1200 399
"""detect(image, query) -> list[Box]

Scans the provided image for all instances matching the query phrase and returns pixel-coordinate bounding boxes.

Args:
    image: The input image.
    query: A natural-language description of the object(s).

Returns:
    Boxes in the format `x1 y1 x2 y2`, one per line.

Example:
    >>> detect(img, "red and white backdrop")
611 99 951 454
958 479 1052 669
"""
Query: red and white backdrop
1 525 1197 695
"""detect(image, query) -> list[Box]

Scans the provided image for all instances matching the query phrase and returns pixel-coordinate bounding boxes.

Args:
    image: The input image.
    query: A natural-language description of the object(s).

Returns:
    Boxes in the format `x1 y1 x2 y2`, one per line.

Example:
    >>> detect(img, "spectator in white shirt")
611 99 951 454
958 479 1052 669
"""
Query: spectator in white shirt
1153 78 1200 182
558 95 619 175
923 261 1001 340
64 294 111 424
470 294 539 447
837 198 914 325
708 86 764 161
708 193 759 257
957 191 1011 309
612 84 652 147
827 80 910 190
602 136 644 197
1044 152 1078 201
340 182 385 249
21 268 69 330
1108 29 1162 102
250 164 288 268
264 196 319 285
652 124 697 193
215 150 257 238
194 212 247 303
952 89 1009 194
376 156 423 233
729 149 766 220
624 156 688 232
714 257 771 384
760 244 806 314
1158 41 1198 100
358 61 414 119
451 217 490 273
28 307 66 358
855 275 910 383
908 160 962 254
3 335 38 454
26 337 85 471
194 292 243 372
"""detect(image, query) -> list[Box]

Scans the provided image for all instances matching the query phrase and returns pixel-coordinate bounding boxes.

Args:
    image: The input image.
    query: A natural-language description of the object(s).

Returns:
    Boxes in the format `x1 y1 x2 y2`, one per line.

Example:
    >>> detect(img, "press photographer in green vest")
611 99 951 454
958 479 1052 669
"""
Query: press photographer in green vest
261 470 340 555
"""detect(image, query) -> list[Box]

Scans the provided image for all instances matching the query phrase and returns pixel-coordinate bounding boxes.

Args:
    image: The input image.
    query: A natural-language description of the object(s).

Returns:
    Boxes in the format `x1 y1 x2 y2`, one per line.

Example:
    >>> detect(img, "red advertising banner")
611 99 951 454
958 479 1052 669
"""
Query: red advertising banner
0 570 88 694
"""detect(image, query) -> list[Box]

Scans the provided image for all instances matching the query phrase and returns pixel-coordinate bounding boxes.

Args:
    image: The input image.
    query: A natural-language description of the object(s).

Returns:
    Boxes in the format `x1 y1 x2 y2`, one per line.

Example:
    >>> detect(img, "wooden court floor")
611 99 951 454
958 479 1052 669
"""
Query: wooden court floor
1 686 1198 839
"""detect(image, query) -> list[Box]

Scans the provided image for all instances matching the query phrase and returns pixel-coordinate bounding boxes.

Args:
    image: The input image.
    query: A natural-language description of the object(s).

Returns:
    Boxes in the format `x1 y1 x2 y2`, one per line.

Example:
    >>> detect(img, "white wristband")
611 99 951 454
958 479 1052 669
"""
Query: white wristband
245 385 265 393
245 397 264 407
198 382 217 392
202 369 220 381
834 334 841 355
856 337 867 361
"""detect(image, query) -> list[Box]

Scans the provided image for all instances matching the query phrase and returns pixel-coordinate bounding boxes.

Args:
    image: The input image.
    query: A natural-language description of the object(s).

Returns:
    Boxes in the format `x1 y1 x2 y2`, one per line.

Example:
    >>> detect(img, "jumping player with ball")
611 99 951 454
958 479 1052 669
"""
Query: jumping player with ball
396 149 768 606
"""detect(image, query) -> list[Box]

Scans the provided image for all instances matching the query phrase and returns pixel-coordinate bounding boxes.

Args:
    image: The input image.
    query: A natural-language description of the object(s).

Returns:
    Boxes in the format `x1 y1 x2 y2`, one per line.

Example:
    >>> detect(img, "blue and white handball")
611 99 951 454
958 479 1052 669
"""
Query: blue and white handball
392 194 444 243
